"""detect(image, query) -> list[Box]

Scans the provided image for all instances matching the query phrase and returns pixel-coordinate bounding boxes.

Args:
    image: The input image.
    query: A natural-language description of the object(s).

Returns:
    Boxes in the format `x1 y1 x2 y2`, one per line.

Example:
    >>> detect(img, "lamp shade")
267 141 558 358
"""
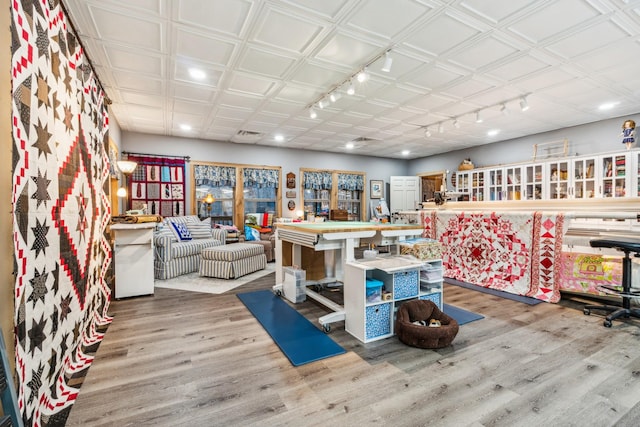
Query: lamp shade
116 160 137 174
203 193 215 204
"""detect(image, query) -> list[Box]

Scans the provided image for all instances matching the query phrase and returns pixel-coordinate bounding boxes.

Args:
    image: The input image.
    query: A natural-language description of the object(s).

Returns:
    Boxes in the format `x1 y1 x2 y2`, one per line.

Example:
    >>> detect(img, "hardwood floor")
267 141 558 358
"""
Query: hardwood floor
66 274 640 426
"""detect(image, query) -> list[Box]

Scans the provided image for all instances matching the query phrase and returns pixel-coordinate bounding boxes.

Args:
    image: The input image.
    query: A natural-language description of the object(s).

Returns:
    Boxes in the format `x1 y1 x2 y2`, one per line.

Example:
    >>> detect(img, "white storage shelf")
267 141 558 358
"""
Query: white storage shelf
344 256 444 343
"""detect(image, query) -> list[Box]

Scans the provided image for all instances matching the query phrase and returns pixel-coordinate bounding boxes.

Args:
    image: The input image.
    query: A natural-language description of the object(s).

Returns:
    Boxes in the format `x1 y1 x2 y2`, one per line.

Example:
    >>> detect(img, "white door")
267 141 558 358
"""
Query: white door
390 176 420 213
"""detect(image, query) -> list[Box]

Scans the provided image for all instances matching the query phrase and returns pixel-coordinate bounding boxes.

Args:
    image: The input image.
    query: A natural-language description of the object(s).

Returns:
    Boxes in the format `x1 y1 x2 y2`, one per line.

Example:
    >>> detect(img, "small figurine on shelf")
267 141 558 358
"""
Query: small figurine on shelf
621 119 636 150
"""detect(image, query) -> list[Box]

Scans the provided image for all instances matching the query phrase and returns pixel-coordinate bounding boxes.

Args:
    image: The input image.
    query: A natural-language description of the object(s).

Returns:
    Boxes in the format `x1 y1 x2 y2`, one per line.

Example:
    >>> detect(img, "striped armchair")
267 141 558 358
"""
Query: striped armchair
154 215 227 280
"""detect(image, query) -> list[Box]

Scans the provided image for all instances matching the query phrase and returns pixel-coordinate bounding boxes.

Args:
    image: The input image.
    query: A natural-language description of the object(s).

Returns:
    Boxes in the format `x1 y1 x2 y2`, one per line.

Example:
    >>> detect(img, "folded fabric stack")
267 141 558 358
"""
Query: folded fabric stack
111 214 163 224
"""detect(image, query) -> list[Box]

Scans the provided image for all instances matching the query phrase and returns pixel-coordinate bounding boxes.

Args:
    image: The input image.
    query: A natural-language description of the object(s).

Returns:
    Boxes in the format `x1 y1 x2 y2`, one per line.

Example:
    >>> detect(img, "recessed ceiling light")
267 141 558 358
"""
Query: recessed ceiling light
346 142 354 149
188 68 206 80
401 150 410 156
274 134 284 142
487 129 500 137
180 124 192 131
598 102 619 111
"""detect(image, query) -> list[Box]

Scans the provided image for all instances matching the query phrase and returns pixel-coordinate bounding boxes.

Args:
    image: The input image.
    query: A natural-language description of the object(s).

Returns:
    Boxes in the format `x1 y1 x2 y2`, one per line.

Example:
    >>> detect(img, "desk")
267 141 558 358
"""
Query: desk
274 221 423 329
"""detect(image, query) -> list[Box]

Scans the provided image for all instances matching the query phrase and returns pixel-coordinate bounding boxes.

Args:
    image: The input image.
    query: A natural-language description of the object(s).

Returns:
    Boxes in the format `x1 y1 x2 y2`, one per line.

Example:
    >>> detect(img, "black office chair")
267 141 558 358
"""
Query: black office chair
583 237 640 327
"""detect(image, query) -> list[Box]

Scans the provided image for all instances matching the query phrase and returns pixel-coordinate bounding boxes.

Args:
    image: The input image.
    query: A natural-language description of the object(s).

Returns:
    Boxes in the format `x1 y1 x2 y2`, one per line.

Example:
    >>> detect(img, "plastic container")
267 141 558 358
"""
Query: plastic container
421 266 443 282
365 278 383 303
283 267 306 303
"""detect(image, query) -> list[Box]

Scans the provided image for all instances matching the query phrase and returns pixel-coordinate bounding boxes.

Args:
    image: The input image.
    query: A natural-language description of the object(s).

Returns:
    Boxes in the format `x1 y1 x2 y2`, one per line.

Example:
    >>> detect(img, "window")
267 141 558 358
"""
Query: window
192 162 281 227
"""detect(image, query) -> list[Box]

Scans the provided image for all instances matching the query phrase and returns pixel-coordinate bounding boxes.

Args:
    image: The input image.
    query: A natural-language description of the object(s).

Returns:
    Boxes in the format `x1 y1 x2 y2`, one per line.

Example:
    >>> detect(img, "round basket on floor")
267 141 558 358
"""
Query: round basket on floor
395 299 459 349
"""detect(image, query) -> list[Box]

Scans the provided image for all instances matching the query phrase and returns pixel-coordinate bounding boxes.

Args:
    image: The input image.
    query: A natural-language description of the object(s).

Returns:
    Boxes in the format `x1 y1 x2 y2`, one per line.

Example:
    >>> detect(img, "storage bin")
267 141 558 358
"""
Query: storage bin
365 278 383 303
283 267 306 303
420 293 442 310
421 266 443 282
365 303 392 340
393 270 419 299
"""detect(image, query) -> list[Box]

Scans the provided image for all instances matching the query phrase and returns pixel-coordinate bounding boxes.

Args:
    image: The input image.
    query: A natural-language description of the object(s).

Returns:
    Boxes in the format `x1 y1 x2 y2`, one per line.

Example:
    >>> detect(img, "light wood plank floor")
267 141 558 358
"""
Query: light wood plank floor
66 273 640 426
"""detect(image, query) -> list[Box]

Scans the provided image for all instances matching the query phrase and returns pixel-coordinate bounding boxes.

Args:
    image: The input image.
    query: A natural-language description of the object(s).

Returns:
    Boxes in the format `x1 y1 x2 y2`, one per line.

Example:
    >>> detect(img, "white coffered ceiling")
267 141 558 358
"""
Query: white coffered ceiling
63 0 640 159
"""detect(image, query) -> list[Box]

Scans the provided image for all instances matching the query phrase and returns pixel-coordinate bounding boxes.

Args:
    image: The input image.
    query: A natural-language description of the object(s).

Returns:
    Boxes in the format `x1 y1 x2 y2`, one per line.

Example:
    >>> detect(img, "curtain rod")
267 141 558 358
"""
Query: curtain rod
60 0 111 105
122 151 191 161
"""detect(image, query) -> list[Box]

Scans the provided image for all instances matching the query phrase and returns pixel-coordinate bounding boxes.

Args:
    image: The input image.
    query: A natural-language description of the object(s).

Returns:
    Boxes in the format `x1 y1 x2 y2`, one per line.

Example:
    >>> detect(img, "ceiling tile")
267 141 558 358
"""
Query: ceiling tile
176 0 253 37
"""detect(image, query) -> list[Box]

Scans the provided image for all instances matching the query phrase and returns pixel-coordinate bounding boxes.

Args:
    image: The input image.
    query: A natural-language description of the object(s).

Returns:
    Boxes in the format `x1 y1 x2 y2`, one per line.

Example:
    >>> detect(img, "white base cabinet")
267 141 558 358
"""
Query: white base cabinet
344 256 443 343
111 223 155 299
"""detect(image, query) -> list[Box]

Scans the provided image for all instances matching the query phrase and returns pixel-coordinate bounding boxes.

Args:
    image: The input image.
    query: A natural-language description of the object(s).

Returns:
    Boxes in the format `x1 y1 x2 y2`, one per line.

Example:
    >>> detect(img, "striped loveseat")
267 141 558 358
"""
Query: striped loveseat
154 215 227 280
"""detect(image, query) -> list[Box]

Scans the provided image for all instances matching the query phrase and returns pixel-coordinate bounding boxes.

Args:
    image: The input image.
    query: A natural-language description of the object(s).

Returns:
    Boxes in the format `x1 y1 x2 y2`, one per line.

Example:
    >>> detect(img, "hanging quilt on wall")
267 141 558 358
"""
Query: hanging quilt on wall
126 155 186 217
11 0 112 425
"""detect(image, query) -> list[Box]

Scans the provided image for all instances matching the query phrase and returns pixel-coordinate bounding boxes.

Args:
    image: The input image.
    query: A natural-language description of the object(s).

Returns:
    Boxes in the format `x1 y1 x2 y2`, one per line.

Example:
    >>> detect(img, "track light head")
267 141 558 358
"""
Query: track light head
424 128 431 138
453 118 460 128
438 123 444 133
381 52 393 72
520 96 529 111
309 107 317 119
501 103 509 115
356 67 368 83
347 81 355 95
329 92 342 103
475 111 483 123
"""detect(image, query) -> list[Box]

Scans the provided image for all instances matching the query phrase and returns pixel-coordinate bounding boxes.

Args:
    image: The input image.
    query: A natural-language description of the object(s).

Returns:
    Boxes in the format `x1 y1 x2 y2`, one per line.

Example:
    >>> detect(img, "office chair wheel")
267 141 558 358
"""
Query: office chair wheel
604 319 612 328
583 308 591 316
322 324 331 333
275 289 282 297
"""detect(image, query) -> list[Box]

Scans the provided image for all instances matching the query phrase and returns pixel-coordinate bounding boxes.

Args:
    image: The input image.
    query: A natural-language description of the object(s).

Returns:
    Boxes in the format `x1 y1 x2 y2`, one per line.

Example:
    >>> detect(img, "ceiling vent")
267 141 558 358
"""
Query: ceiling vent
352 137 380 143
232 130 262 144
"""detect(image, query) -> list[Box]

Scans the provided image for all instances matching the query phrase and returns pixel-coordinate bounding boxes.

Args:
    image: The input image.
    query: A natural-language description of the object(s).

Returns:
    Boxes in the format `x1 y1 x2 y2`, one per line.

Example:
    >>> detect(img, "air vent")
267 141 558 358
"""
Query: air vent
232 130 262 144
352 137 380 143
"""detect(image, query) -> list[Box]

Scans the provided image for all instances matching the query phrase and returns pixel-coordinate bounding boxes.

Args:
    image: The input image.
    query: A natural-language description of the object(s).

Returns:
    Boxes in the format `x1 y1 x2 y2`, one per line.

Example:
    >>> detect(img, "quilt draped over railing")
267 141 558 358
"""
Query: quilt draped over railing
421 210 566 302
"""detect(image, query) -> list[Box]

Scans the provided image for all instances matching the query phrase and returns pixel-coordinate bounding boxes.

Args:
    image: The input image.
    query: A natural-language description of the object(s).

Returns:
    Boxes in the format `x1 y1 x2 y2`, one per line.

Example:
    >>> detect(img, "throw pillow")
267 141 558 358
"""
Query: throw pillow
244 225 260 241
186 220 213 239
170 222 193 241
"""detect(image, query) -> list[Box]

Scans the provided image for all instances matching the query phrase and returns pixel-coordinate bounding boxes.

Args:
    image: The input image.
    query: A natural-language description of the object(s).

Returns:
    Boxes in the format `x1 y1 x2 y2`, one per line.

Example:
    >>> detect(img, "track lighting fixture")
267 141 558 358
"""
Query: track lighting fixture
309 108 317 119
356 67 368 83
304 48 393 118
453 118 460 128
438 123 444 133
424 128 431 138
520 96 529 111
501 103 509 115
381 52 393 72
475 111 483 123
347 81 355 95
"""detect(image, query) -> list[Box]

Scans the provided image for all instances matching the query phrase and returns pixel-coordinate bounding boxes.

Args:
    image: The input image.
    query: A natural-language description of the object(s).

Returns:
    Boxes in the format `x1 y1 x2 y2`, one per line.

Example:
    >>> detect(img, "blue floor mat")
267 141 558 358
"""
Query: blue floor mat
237 290 346 366
446 278 543 305
443 303 484 325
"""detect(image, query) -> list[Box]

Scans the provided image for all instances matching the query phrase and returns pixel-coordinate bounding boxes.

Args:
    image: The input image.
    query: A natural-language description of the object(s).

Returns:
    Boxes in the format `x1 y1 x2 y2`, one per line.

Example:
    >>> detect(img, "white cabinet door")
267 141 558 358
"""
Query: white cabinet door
523 163 544 200
546 159 571 199
571 156 597 199
598 152 630 198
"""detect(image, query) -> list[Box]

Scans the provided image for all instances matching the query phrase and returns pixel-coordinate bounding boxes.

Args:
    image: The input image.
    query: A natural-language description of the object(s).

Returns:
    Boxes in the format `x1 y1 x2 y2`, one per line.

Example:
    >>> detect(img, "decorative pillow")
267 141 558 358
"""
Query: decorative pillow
170 222 193 241
156 224 178 242
186 220 213 239
244 225 260 241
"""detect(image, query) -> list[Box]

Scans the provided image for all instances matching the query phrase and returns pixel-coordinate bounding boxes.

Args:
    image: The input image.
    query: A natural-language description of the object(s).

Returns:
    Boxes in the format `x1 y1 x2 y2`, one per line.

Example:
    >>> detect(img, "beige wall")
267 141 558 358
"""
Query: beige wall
1 3 14 367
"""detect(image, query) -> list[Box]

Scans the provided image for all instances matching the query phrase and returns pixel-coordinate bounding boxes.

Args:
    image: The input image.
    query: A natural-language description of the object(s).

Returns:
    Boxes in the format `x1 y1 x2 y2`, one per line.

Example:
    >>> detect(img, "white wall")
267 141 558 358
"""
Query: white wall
122 131 408 216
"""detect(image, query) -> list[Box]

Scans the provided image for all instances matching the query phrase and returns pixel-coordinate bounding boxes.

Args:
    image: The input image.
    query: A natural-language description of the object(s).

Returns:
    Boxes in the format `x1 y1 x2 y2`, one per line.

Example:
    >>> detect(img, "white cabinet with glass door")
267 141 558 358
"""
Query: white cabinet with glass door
504 165 524 200
598 152 630 198
633 151 640 197
487 168 504 201
469 170 485 201
546 159 571 199
571 156 597 199
523 163 544 200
